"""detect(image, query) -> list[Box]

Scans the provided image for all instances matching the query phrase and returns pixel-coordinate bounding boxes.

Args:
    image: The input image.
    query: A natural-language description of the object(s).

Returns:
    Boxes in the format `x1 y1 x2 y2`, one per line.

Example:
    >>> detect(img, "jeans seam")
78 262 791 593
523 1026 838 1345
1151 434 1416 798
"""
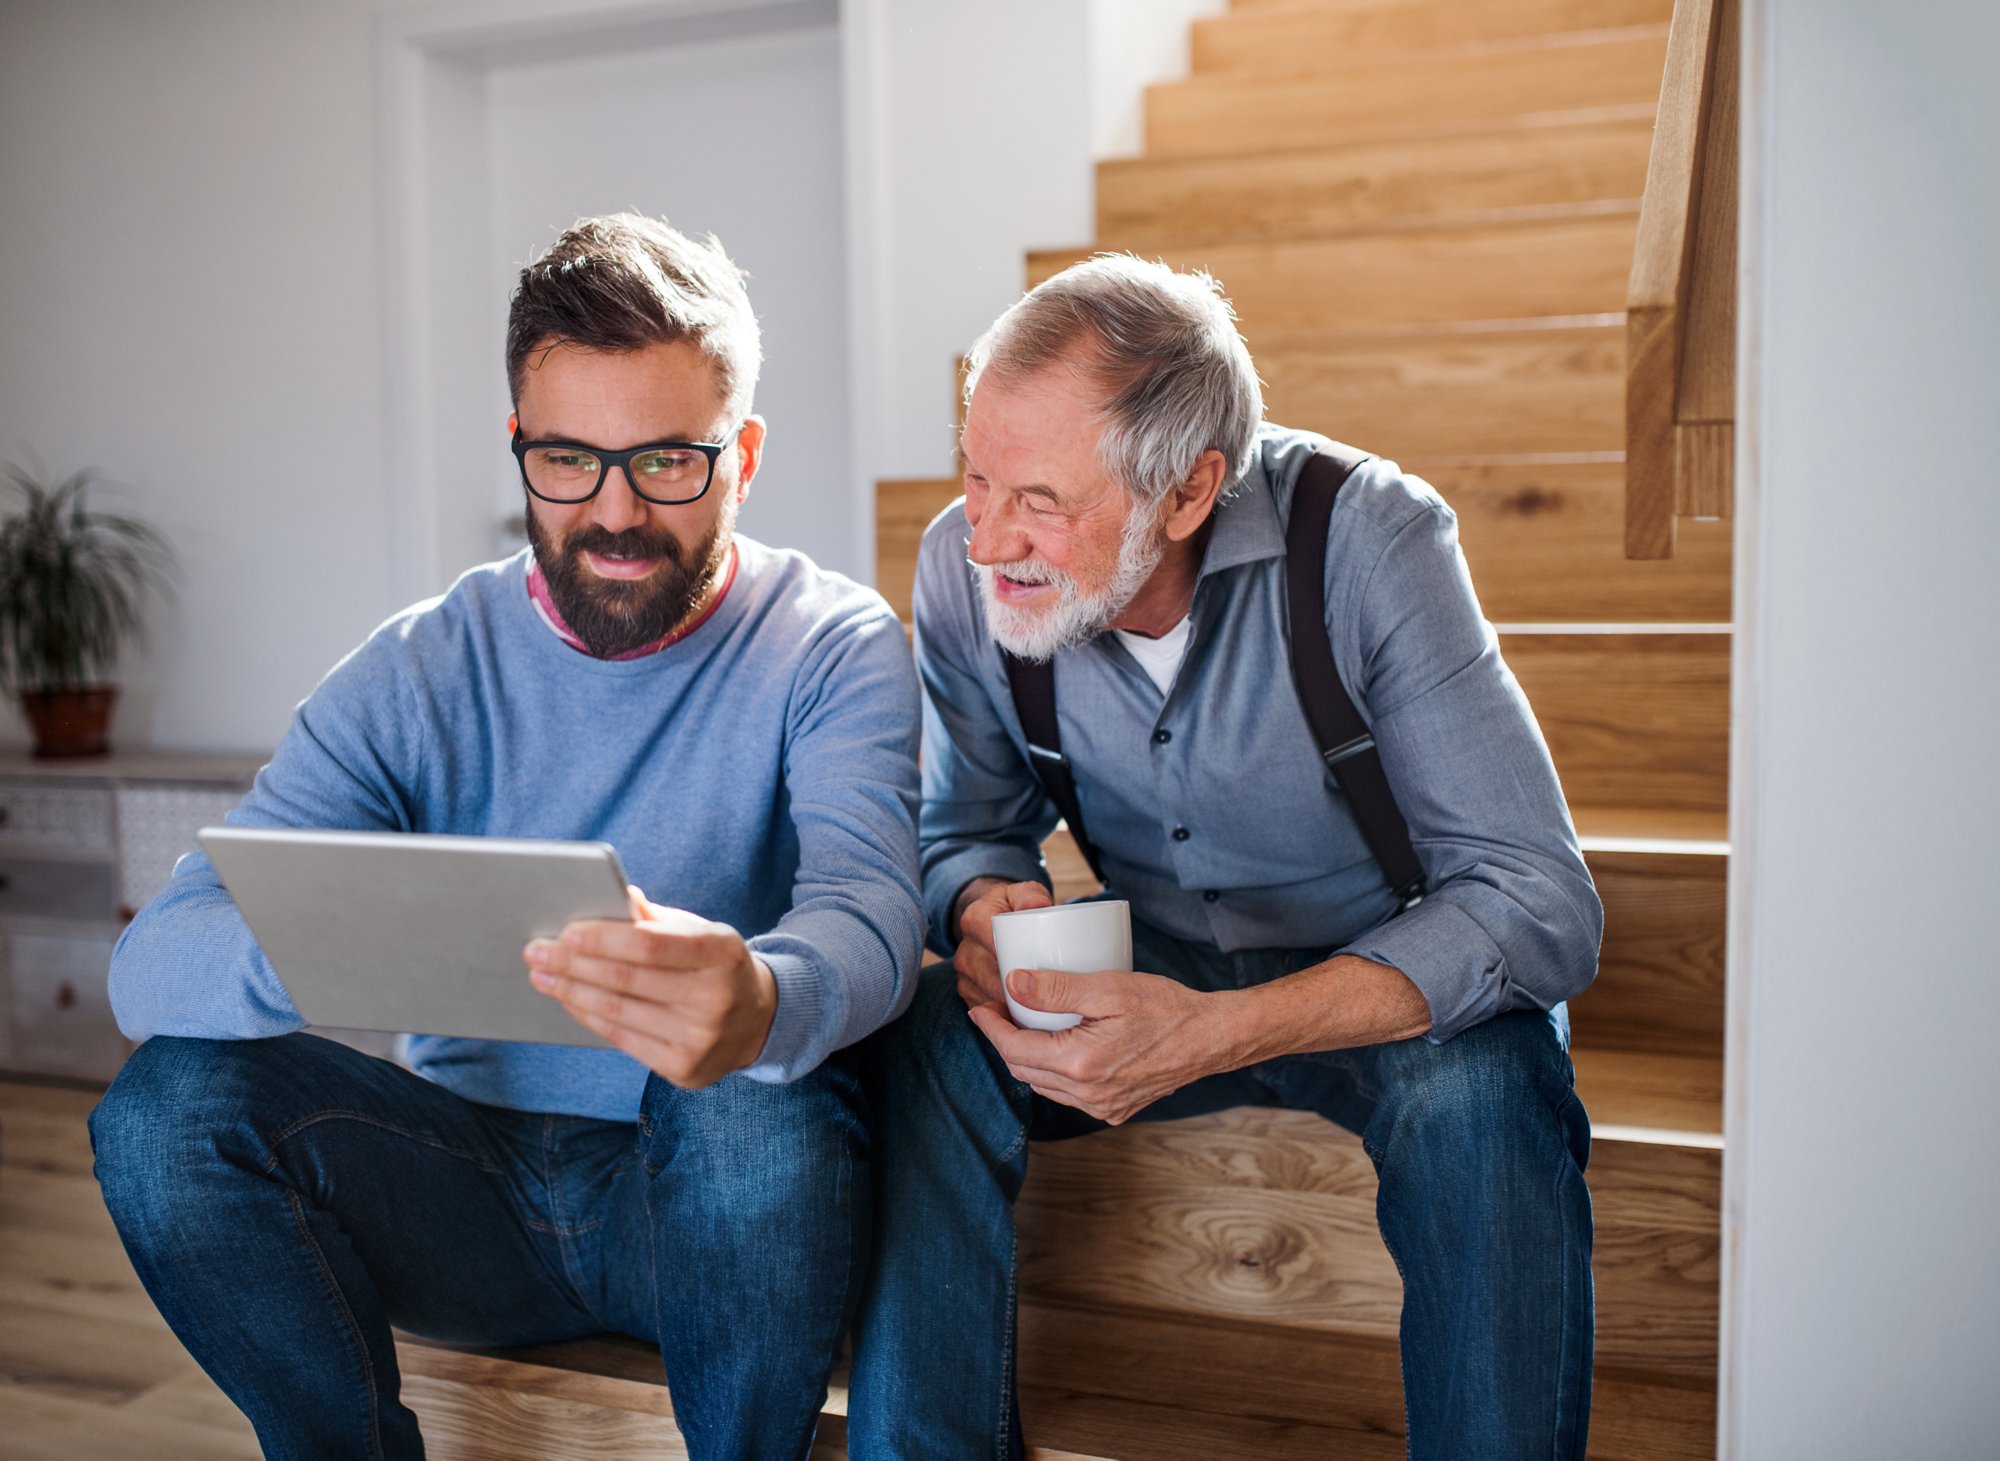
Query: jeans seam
834 1113 862 1446
541 1115 595 1300
998 1226 1019 1461
287 1188 386 1461
1550 1089 1589 1461
993 1124 1029 1172
1374 1195 1417 1461
263 1110 504 1176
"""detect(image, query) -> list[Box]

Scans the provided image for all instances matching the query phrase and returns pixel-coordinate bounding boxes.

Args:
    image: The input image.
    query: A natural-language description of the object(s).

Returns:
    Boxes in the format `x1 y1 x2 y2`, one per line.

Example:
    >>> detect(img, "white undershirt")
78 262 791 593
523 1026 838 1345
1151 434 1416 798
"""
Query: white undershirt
1112 616 1192 696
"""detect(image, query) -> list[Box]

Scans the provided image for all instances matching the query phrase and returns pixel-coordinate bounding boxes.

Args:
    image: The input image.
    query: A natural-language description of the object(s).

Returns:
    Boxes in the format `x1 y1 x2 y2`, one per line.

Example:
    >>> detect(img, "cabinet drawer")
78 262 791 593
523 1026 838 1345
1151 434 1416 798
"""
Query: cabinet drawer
0 857 118 922
116 783 246 911
6 928 129 1081
0 779 115 858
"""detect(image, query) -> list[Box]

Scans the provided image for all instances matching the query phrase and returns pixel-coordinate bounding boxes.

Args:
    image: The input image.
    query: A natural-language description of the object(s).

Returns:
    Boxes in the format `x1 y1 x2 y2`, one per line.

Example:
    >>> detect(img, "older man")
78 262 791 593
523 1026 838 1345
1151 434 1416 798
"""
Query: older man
89 213 922 1460
848 256 1601 1460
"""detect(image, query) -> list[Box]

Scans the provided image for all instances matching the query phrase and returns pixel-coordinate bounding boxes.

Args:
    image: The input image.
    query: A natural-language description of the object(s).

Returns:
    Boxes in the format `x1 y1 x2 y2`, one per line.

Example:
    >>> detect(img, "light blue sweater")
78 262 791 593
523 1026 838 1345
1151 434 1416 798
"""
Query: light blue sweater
108 543 925 1120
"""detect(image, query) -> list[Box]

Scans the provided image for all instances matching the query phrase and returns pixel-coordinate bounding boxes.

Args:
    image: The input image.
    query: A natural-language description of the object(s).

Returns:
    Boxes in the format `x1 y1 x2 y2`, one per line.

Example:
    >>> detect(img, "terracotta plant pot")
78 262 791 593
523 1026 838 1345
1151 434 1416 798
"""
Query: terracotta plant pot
20 686 117 758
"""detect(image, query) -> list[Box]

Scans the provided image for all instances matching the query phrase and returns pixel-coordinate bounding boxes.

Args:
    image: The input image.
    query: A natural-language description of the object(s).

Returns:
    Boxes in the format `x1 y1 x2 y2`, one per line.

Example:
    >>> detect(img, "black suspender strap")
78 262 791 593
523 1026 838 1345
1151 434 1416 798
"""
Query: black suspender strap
1286 449 1428 909
1002 446 1426 911
1001 652 1108 887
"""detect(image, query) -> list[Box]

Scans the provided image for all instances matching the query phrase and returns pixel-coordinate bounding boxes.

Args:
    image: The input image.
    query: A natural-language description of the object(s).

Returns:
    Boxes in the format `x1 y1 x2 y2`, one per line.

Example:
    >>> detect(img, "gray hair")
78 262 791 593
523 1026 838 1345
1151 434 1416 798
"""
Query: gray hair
963 254 1264 506
507 212 761 420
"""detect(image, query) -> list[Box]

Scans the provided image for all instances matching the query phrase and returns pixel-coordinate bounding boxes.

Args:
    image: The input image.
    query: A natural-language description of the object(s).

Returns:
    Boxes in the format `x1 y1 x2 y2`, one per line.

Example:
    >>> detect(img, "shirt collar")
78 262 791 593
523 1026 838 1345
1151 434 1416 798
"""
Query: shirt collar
1193 451 1287 585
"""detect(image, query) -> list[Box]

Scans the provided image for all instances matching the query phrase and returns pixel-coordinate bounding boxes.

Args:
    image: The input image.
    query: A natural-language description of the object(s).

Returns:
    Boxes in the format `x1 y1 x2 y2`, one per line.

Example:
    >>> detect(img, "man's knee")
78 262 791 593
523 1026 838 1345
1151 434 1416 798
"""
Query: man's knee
92 1032 389 1219
1368 1010 1587 1173
637 1048 869 1215
91 1036 270 1233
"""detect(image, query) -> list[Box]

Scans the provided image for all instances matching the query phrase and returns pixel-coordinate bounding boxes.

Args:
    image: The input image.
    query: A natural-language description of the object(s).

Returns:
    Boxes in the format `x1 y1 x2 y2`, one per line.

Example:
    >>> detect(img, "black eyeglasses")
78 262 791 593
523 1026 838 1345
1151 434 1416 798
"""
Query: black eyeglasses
511 428 736 505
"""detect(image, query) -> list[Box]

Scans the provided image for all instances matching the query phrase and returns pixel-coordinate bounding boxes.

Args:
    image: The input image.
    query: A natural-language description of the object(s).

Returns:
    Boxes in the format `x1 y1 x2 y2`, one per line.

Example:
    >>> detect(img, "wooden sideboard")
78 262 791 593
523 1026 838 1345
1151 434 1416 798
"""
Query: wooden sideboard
0 749 265 1081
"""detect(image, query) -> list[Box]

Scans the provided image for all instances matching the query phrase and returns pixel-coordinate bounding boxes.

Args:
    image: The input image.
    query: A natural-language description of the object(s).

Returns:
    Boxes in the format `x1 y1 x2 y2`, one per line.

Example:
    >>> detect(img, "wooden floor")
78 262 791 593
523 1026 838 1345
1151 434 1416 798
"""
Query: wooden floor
0 1078 261 1459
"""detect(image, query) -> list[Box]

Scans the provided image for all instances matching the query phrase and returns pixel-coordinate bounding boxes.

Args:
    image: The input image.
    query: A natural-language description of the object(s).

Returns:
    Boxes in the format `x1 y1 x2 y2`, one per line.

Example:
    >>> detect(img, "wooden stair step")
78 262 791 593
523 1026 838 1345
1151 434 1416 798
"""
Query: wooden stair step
402 1300 1713 1460
1146 27 1669 158
1027 211 1642 335
877 463 1735 626
873 477 958 624
1192 0 1673 77
398 1335 1119 1461
1575 806 1726 843
1409 459 1732 624
1095 116 1655 250
1017 1304 1713 1461
1258 319 1626 458
399 1337 690 1461
1506 629 1730 815
1016 1082 1718 1384
1571 1046 1722 1137
1575 840 1726 1060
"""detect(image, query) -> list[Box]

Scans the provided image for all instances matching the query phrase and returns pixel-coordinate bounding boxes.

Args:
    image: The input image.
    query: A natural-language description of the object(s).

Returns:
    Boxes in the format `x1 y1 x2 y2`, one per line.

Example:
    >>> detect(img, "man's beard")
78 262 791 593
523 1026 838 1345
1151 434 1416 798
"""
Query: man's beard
526 501 734 658
973 504 1168 663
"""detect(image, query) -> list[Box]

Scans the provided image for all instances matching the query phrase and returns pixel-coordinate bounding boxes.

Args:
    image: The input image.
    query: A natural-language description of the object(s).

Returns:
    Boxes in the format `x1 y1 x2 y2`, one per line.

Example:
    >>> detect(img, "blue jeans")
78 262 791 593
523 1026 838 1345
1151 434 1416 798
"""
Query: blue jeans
846 919 1594 1460
89 1031 869 1461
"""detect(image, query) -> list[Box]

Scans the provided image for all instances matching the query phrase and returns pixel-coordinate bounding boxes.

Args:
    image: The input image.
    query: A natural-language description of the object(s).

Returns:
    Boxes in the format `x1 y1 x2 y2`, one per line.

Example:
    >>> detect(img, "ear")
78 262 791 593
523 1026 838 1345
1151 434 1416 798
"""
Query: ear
1159 448 1230 544
507 411 519 436
731 415 767 503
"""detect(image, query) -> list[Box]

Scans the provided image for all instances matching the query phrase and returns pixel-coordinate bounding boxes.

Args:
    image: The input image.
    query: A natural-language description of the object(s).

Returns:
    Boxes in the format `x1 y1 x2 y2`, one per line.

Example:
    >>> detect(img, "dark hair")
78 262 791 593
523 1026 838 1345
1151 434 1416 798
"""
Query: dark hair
505 212 761 416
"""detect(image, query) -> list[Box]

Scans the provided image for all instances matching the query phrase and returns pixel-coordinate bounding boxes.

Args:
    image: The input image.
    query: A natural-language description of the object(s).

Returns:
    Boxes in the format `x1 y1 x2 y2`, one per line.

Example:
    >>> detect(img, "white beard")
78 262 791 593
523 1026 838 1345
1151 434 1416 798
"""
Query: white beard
973 507 1168 663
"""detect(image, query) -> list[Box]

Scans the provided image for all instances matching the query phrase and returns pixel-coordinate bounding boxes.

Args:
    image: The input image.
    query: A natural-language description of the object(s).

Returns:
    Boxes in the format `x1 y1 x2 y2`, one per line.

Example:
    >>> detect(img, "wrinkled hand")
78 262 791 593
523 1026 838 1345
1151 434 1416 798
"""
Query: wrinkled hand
966 966 1234 1125
524 886 776 1088
952 878 1054 1009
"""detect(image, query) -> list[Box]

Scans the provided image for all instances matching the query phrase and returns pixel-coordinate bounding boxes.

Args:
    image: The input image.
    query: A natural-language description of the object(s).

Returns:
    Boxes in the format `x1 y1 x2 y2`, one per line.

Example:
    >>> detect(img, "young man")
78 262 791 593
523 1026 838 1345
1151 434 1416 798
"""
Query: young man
848 256 1603 1460
90 213 923 1461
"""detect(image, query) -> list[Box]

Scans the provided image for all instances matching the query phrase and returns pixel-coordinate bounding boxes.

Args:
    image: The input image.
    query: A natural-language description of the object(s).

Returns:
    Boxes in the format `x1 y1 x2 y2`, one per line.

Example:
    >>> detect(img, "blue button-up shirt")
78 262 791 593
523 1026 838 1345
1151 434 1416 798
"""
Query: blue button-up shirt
912 423 1602 1042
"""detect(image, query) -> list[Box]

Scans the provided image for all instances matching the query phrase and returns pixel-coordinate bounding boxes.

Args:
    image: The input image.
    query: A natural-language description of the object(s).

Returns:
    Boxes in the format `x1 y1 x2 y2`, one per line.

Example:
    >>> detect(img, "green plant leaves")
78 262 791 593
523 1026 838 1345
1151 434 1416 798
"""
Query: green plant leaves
0 465 175 693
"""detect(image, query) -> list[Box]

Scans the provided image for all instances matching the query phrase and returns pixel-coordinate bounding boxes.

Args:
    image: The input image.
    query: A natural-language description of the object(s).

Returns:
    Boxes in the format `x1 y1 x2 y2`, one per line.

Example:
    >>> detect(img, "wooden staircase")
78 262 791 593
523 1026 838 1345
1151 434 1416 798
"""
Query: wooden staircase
401 1 1729 1455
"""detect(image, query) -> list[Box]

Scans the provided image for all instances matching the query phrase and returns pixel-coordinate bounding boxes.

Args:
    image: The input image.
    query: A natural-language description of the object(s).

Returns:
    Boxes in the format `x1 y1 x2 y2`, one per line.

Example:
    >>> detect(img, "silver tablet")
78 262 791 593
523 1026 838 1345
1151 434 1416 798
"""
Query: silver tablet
199 826 633 1048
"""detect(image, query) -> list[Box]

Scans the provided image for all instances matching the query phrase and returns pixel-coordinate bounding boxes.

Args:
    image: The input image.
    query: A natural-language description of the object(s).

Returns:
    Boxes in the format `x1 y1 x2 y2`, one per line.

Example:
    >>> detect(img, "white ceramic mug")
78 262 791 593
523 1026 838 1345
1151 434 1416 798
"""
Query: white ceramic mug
991 900 1132 1032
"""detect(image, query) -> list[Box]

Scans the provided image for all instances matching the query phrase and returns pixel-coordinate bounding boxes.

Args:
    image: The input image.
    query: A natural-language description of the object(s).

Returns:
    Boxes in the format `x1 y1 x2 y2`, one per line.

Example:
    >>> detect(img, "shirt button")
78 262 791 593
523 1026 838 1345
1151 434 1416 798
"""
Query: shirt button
1172 826 1191 842
1202 889 1219 903
1152 728 1172 745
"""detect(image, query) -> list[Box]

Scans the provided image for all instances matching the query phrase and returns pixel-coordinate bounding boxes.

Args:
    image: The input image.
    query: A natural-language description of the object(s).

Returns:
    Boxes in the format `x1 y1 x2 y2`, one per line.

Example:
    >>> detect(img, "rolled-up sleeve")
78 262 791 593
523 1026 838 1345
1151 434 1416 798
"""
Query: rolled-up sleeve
911 509 1060 956
1332 499 1604 1042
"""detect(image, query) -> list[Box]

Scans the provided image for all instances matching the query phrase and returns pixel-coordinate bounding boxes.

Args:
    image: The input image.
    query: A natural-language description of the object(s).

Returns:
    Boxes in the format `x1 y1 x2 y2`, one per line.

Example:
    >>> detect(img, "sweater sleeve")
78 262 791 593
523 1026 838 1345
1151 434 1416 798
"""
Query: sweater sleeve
737 604 924 1082
106 632 428 1041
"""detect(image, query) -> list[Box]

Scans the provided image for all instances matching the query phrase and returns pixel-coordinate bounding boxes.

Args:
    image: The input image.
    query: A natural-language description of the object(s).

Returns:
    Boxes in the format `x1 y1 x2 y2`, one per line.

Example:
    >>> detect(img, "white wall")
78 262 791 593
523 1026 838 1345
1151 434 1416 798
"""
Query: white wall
1726 2 2000 1455
0 0 401 753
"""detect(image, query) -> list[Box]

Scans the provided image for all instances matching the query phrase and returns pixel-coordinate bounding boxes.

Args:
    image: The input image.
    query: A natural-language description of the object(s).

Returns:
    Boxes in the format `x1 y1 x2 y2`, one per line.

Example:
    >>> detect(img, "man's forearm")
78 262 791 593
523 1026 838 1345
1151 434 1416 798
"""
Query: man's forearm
1208 954 1434 1069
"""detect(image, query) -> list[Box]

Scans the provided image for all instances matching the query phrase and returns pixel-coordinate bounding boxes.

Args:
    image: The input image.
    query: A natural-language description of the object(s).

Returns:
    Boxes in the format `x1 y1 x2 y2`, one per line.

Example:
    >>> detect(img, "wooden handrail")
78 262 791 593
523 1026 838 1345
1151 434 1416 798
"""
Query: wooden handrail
1626 0 1737 559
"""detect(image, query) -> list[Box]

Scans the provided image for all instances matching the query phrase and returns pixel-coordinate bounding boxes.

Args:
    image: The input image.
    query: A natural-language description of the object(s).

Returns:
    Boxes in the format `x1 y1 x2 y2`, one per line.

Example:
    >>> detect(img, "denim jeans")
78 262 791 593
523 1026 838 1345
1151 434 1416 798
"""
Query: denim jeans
846 916 1594 1461
89 1031 870 1461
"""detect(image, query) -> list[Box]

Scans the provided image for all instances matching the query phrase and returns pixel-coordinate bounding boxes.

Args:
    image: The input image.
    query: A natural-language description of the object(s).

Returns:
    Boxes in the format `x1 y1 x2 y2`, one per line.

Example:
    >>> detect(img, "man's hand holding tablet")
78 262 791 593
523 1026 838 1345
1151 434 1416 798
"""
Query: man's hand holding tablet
524 887 778 1088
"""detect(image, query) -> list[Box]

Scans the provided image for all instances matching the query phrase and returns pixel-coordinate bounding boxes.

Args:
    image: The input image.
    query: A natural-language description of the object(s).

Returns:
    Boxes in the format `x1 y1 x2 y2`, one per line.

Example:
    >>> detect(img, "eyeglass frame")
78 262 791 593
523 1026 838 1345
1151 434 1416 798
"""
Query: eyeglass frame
510 426 739 506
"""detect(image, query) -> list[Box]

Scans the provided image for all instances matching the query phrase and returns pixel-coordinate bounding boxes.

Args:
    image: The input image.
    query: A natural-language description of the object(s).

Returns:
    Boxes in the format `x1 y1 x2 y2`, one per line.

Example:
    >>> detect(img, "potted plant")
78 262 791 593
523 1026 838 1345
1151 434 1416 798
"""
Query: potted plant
0 465 173 758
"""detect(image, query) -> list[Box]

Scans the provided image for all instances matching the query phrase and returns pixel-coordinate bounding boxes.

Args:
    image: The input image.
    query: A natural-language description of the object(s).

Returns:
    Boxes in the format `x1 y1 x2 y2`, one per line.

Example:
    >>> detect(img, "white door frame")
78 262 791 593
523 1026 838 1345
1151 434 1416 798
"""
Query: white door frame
1720 0 1764 1455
